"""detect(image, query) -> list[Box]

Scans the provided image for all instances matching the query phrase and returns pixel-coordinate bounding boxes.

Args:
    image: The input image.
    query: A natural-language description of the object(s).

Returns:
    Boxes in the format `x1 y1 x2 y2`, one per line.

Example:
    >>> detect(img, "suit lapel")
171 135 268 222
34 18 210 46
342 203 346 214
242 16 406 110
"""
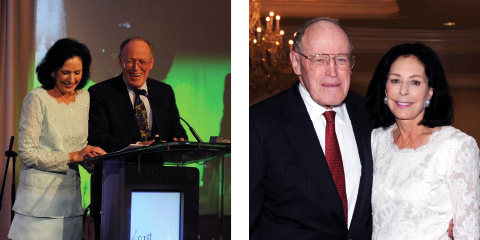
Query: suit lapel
112 75 142 140
145 80 167 137
283 81 347 225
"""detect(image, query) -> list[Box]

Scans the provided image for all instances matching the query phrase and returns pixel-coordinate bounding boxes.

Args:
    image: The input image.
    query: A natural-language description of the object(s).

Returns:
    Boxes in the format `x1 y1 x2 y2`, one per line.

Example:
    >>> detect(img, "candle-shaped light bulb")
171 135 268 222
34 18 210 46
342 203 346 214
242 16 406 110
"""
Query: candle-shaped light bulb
289 40 294 52
269 12 274 29
280 30 284 45
276 15 281 32
253 39 257 44
266 17 271 31
257 27 262 43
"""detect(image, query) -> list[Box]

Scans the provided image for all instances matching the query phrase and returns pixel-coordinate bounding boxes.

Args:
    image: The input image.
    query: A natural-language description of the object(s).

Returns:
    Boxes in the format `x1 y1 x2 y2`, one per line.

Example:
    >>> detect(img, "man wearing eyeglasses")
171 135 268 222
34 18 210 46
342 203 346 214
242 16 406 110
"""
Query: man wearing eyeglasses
87 36 187 238
250 18 373 239
88 36 187 152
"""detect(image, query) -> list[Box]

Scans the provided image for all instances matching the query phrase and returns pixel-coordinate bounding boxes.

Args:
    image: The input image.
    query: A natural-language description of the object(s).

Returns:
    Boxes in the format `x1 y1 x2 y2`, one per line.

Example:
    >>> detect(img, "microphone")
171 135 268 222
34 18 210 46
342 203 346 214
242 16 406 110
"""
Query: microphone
140 89 202 142
179 117 203 142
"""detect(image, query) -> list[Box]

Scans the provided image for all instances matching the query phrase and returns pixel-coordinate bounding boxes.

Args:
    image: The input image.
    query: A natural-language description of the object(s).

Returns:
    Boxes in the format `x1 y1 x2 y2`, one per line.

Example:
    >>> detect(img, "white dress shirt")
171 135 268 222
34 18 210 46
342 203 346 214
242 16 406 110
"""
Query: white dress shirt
123 77 153 136
299 83 362 228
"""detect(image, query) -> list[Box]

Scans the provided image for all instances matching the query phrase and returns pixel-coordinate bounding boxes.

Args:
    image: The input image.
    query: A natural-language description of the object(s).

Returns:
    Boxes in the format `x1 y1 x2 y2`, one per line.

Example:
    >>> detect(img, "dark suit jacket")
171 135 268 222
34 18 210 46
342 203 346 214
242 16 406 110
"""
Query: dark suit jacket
250 81 373 240
88 74 187 152
87 74 188 237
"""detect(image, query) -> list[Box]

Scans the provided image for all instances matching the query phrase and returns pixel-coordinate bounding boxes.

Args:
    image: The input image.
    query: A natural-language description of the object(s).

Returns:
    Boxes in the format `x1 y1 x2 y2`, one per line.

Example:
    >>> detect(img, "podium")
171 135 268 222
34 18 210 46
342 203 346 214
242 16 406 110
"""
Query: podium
83 142 231 240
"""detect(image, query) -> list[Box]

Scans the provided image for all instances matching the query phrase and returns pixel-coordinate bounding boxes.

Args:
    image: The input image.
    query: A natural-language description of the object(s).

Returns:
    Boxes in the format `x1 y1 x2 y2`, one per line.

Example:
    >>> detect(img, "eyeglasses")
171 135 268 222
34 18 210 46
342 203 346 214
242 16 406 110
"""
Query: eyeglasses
295 52 355 71
122 59 152 69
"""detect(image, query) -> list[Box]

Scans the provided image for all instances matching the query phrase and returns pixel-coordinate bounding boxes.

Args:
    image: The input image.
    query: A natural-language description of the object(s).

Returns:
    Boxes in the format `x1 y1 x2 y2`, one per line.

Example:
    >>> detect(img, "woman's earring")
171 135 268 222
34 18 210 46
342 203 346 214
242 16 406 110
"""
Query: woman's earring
384 96 388 104
425 99 431 108
51 73 54 78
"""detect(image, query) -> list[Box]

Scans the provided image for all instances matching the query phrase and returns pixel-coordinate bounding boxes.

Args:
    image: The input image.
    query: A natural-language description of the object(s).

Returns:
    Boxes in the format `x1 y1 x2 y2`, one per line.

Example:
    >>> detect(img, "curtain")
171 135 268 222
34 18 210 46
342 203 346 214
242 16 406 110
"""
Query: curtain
0 0 34 238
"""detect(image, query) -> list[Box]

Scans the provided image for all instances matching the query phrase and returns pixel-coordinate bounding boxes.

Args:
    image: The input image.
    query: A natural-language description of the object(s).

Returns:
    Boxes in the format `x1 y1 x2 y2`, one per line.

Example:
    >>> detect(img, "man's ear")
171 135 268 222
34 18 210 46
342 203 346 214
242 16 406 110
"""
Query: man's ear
290 51 302 75
118 55 123 68
149 56 154 69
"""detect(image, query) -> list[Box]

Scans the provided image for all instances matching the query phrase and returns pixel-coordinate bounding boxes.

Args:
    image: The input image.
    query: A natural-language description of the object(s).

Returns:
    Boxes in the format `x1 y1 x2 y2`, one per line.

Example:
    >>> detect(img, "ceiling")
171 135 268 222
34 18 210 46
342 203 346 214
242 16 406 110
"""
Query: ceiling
259 0 480 30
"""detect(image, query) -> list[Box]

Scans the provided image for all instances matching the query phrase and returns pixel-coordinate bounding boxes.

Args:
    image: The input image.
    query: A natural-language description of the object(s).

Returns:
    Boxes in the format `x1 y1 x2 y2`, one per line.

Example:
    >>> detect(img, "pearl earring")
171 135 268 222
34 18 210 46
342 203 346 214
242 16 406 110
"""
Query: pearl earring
384 96 388 104
425 99 431 108
51 73 54 78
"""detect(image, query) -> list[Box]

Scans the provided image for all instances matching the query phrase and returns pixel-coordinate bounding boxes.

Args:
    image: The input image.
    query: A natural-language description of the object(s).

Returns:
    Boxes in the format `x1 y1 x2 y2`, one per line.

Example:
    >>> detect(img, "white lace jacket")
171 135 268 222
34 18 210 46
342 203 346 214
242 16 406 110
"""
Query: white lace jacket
12 87 88 218
371 125 480 240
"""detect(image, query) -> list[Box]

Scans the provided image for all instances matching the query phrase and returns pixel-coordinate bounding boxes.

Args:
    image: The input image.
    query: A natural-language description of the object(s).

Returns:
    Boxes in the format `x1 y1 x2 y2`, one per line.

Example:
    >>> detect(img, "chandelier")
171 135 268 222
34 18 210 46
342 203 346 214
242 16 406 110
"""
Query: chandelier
249 0 297 93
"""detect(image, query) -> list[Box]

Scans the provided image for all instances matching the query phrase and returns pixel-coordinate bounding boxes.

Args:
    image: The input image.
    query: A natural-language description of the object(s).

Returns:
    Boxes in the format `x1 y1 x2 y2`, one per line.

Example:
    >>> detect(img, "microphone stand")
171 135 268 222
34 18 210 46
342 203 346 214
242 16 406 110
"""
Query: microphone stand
0 136 18 222
179 117 203 142
140 90 201 143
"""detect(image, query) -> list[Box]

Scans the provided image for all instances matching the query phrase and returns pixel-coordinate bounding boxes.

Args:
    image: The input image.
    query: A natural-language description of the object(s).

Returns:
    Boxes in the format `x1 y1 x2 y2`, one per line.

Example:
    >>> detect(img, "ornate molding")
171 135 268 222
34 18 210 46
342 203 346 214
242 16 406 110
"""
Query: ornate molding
260 0 401 19
347 27 480 54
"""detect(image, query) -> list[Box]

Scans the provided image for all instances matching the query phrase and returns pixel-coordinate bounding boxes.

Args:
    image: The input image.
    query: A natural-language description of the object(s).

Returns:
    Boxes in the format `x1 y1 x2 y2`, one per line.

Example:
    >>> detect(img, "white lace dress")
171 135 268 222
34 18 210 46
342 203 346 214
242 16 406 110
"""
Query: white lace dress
8 87 88 240
371 125 480 240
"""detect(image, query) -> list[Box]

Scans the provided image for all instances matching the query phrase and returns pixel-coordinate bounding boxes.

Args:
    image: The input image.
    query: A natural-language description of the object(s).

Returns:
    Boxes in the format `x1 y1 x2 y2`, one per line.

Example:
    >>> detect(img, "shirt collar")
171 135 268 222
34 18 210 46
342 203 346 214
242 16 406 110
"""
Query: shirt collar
299 83 347 124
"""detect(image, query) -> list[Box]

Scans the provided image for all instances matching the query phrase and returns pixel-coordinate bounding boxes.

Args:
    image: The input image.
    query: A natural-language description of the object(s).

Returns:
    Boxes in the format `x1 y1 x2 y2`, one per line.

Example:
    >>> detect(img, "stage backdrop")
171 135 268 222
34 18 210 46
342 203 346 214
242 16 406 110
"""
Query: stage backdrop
33 0 231 214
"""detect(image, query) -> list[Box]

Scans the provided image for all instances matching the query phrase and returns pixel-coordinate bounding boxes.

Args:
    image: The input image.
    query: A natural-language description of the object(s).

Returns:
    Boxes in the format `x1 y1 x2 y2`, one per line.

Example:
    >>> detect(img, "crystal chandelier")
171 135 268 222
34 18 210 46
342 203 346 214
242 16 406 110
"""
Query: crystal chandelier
249 0 297 93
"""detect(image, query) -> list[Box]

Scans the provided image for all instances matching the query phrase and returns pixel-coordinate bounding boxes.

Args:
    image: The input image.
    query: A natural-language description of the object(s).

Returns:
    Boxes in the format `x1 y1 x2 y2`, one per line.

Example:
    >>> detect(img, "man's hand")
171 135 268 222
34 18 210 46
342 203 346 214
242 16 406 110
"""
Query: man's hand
173 137 185 141
447 219 454 239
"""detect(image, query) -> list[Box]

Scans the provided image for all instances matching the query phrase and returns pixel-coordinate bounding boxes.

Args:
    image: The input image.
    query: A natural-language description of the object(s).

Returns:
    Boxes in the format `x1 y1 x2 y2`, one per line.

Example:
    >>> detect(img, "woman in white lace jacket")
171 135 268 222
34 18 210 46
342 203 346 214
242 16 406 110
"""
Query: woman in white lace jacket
8 38 106 239
365 43 480 239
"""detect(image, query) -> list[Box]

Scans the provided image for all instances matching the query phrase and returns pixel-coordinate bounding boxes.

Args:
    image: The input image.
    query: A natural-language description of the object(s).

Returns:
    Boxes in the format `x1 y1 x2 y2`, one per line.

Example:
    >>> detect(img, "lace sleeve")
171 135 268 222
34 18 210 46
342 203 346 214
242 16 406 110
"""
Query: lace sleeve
448 137 480 239
18 91 70 172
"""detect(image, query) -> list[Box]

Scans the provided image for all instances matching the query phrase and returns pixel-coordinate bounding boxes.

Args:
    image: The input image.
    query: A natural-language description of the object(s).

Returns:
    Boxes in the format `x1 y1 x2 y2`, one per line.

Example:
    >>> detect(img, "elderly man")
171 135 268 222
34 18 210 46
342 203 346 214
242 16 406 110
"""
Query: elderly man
88 36 187 238
88 36 186 152
249 18 373 239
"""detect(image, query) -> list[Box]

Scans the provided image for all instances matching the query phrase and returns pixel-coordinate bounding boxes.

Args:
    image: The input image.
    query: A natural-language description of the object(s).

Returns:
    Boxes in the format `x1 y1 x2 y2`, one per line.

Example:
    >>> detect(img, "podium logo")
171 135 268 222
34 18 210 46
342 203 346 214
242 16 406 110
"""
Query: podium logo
131 231 152 240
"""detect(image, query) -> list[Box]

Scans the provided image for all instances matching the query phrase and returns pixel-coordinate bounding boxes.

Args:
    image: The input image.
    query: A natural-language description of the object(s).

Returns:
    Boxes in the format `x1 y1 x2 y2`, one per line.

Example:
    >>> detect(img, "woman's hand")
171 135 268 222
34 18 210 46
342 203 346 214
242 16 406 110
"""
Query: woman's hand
68 145 107 163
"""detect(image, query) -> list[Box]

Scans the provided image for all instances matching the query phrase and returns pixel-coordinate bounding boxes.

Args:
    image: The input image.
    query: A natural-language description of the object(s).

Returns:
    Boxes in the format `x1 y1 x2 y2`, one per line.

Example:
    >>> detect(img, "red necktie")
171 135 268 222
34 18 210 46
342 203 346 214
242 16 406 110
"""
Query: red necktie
323 110 348 223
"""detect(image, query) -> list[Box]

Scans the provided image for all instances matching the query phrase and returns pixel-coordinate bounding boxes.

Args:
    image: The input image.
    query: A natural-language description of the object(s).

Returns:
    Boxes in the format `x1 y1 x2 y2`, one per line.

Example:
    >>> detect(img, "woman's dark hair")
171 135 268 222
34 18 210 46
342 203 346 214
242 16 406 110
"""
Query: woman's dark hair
36 38 92 90
365 42 453 128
